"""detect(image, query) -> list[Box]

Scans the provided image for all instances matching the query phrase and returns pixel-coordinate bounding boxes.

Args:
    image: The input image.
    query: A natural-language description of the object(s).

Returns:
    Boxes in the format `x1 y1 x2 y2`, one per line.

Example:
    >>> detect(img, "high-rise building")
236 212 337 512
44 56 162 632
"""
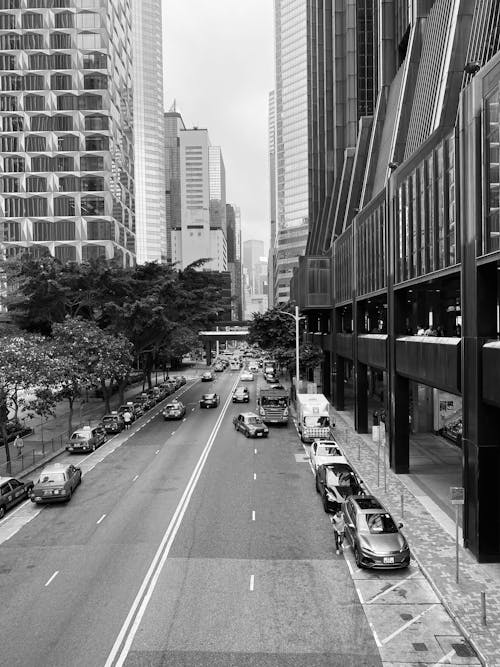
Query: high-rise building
164 107 185 263
291 1 500 562
268 90 276 308
132 0 167 263
243 239 264 293
226 202 242 320
208 145 227 271
273 0 309 303
274 222 308 305
0 0 135 267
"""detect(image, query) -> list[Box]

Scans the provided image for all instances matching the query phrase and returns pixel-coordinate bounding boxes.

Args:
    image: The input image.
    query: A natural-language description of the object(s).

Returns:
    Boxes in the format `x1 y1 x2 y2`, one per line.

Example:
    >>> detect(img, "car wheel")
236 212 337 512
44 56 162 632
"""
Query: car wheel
0 505 5 519
354 545 362 568
244 431 250 438
315 476 320 493
322 495 329 512
67 490 72 501
92 443 96 451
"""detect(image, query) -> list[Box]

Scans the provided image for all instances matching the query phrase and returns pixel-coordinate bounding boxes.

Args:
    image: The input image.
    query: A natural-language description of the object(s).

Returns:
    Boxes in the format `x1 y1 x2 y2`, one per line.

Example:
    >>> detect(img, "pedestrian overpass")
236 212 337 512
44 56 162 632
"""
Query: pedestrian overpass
198 329 249 365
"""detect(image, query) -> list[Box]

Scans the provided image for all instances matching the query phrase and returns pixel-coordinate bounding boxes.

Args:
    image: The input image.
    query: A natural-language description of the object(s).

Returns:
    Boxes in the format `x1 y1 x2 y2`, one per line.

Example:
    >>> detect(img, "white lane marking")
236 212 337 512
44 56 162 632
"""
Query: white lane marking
252 511 255 521
96 514 106 525
380 604 436 645
45 571 59 587
155 450 160 454
191 408 195 411
132 475 139 482
345 558 364 604
254 448 257 454
365 571 418 604
249 575 255 591
253 473 256 481
437 648 457 664
104 380 238 667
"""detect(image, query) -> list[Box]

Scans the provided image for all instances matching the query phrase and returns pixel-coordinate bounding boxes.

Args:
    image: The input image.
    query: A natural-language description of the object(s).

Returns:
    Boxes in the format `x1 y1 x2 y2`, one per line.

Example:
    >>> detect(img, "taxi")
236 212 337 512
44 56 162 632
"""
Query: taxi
199 393 220 408
101 411 125 434
30 463 82 504
162 401 186 420
0 476 34 519
65 424 106 453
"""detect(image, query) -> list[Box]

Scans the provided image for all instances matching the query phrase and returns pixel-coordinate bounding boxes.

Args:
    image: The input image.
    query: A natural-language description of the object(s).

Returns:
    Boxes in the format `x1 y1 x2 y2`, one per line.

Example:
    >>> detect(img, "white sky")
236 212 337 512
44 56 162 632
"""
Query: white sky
162 0 274 255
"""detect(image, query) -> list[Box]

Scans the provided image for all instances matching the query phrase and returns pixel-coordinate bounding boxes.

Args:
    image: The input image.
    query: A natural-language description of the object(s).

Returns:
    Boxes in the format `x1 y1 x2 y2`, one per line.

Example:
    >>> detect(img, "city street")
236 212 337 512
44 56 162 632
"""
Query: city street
0 371 379 667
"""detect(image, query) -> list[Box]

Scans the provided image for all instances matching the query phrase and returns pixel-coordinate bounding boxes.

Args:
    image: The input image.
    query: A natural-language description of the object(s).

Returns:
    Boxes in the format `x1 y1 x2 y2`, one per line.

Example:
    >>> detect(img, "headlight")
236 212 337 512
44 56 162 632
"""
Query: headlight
283 408 289 416
59 489 66 495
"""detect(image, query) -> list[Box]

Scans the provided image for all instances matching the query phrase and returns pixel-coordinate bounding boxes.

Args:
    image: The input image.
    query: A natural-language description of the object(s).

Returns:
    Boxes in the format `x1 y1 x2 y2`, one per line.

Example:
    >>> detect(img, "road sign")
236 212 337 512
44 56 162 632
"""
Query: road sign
450 486 464 505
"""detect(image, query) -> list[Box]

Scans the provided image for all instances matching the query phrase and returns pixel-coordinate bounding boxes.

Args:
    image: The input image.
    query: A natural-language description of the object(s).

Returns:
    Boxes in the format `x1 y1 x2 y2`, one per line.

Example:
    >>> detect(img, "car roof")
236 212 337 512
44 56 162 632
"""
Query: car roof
0 476 16 484
39 462 72 473
202 392 216 397
239 411 259 418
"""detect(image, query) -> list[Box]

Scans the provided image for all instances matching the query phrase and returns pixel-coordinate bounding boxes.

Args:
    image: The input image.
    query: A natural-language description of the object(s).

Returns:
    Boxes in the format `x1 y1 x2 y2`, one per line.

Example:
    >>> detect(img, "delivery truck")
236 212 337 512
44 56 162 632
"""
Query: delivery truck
257 387 289 424
296 393 333 443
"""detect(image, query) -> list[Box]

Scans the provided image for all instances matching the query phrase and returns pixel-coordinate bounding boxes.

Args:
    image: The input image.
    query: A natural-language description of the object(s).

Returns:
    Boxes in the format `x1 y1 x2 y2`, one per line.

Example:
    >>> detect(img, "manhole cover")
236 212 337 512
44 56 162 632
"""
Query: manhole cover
452 642 475 658
413 643 428 652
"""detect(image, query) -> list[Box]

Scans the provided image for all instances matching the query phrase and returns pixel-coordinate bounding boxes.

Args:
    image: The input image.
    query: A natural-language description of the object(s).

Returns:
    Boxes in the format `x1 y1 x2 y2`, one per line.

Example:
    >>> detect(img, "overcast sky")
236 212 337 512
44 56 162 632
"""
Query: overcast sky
162 0 274 255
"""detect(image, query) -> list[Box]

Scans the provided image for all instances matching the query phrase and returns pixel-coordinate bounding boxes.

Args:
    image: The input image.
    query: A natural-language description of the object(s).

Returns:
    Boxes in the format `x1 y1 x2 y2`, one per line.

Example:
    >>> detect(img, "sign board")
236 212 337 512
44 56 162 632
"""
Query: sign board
450 486 465 505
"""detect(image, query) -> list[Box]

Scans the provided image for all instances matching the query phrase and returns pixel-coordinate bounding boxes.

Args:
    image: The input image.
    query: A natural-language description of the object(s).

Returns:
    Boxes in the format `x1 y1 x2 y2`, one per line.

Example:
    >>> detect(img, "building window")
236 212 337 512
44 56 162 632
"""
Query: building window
77 33 102 50
0 95 17 111
51 73 72 90
85 135 108 151
58 176 79 192
81 195 105 216
0 1 21 9
54 196 75 216
0 177 19 192
50 32 71 49
82 244 106 260
83 73 107 90
1 74 23 91
57 134 79 151
80 155 103 170
0 14 16 30
0 33 22 50
51 52 71 69
54 12 73 29
22 13 44 29
84 114 108 131
26 176 47 192
30 114 51 131
486 89 500 254
23 32 44 49
25 134 46 151
82 52 107 69
76 12 100 29
24 74 44 90
0 54 16 69
0 136 18 152
81 176 103 191
1 221 20 241
54 244 76 262
24 94 44 111
31 155 51 171
52 114 72 131
87 219 114 240
52 155 74 171
33 220 75 241
29 52 49 69
57 93 77 110
3 156 25 172
78 94 102 110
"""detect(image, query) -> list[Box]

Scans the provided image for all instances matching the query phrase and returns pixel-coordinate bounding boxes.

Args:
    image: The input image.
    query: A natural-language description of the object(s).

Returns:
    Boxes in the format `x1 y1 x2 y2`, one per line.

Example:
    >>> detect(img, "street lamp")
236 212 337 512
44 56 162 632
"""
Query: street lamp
281 306 305 393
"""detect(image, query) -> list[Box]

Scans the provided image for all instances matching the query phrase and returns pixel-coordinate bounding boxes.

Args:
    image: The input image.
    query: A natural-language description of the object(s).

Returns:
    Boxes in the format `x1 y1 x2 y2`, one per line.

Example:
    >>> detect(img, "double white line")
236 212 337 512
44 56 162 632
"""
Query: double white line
104 382 238 667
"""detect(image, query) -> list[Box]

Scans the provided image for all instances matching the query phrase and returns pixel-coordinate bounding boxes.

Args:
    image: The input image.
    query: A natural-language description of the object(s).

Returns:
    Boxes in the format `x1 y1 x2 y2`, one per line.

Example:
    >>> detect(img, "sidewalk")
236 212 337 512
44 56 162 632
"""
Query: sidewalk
0 367 203 478
330 406 500 666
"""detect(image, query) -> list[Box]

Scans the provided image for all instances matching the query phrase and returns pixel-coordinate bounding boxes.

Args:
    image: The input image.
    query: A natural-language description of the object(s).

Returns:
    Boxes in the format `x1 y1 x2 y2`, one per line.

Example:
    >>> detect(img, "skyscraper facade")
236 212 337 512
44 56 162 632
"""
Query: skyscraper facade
292 1 500 562
273 0 309 303
268 90 276 308
132 0 167 263
226 202 242 320
0 0 135 266
208 145 227 271
164 108 185 263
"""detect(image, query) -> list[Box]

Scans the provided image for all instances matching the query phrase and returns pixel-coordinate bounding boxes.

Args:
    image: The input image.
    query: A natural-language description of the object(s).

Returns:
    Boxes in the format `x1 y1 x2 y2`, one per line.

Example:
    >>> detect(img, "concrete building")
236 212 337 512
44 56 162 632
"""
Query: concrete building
132 0 167 264
292 0 500 562
0 0 135 266
274 222 308 305
268 90 276 308
164 107 185 263
226 202 242 320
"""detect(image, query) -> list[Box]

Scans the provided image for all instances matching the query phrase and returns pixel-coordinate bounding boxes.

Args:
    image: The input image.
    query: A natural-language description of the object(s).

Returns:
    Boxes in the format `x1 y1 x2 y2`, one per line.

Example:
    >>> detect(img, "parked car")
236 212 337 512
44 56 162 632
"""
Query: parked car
233 412 269 438
315 462 364 512
160 381 175 396
173 375 186 386
0 476 34 519
101 412 125 434
309 439 347 472
65 424 106 453
162 401 186 420
214 362 224 372
265 372 277 383
201 371 214 382
137 394 154 411
131 401 144 418
240 370 254 381
232 386 250 403
118 403 136 422
30 463 82 504
199 393 220 408
344 495 411 569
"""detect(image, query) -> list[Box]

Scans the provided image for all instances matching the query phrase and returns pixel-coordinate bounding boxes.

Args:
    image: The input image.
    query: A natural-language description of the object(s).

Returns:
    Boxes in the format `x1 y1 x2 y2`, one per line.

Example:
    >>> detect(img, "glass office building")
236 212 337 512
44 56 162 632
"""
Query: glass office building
0 0 135 266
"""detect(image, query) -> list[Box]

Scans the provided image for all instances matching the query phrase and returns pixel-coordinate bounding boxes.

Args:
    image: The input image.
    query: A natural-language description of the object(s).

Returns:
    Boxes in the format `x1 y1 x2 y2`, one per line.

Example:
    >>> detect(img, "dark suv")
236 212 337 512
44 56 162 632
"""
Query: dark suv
344 495 410 569
233 412 269 438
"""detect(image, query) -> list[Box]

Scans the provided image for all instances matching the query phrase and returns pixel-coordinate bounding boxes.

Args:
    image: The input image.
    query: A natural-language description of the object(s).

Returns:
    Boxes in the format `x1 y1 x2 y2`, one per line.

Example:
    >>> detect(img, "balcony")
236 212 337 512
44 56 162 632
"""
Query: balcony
357 334 388 370
293 255 333 311
396 336 461 394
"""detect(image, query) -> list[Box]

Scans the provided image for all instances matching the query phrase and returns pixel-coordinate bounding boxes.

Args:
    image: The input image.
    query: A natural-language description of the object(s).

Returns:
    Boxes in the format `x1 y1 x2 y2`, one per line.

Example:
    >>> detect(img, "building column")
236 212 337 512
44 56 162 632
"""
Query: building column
205 341 212 366
355 361 368 433
334 355 345 410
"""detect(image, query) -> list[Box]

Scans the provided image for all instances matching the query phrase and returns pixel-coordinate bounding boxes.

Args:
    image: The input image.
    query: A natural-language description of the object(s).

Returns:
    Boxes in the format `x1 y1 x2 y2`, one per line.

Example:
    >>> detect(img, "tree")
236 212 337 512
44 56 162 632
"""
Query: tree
0 332 59 471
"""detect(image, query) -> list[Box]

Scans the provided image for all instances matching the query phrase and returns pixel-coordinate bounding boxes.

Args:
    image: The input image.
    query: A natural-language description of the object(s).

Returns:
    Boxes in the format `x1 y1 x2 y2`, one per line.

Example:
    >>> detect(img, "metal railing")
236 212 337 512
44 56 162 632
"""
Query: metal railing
0 434 64 478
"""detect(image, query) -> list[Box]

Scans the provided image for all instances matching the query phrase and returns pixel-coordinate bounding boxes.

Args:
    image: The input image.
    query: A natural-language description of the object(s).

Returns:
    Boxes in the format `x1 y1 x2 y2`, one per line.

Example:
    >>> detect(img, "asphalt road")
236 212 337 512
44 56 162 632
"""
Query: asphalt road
0 372 380 667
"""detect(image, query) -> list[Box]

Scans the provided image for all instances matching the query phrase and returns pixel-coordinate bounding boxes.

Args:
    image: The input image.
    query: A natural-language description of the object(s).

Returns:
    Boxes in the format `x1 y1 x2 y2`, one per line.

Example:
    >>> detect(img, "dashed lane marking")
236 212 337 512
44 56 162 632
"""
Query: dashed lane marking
252 511 255 521
96 514 106 525
249 575 255 591
45 571 59 587
132 475 139 482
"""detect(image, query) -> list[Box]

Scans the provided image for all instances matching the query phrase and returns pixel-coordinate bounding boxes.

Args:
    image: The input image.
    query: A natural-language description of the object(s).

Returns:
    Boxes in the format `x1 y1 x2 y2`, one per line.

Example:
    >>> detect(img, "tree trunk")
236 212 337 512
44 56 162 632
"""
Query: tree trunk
67 397 74 436
118 377 127 405
101 379 111 413
0 390 11 474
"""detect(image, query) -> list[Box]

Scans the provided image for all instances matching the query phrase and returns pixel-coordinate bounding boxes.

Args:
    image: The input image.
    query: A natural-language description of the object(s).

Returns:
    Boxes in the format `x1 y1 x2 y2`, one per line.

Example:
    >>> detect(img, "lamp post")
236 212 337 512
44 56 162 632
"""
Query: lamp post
281 306 305 393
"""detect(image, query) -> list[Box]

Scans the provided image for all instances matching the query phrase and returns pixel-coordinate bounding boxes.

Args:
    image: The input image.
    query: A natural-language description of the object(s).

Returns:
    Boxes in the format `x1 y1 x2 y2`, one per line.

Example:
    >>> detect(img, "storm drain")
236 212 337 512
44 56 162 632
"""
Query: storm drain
452 642 476 658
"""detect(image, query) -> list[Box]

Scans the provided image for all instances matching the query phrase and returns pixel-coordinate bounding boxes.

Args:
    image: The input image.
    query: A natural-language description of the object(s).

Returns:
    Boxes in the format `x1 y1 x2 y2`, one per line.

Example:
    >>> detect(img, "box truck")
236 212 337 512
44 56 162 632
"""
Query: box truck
296 393 333 443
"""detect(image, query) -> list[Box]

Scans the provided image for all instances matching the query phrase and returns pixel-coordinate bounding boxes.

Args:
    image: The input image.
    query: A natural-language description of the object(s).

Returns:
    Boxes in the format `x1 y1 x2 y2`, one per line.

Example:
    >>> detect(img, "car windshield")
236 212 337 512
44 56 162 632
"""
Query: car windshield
359 512 399 534
203 394 214 399
325 469 360 498
318 445 341 456
71 431 88 440
38 472 66 485
261 397 287 406
103 416 117 422
247 417 263 425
